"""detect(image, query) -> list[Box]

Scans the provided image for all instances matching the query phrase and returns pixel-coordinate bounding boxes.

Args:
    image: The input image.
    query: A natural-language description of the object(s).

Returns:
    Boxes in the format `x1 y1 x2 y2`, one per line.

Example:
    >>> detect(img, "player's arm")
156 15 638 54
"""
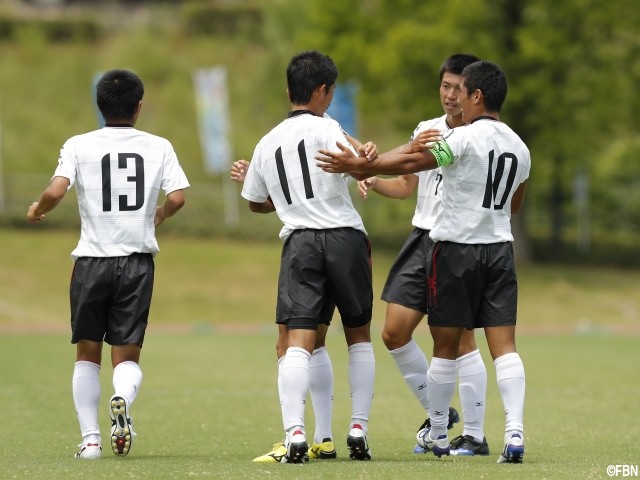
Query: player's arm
358 174 418 200
155 189 186 227
344 132 378 161
316 142 442 175
316 129 444 175
249 198 275 214
27 176 70 223
511 180 528 214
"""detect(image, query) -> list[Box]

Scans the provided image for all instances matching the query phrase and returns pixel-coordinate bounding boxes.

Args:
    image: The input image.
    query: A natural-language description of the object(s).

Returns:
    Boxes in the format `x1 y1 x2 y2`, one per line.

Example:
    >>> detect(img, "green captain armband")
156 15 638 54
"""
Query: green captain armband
428 140 454 167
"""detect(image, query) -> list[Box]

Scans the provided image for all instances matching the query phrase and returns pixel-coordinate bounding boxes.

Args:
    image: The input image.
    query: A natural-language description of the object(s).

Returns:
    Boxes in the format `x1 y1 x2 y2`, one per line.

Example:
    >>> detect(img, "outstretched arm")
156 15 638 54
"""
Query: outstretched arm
316 129 445 176
317 142 440 175
358 174 418 200
27 176 70 223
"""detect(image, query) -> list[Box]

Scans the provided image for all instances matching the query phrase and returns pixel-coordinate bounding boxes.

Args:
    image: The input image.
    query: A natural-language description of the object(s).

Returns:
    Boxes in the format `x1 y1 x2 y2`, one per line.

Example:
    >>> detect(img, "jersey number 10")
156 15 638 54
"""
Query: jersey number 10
482 150 518 210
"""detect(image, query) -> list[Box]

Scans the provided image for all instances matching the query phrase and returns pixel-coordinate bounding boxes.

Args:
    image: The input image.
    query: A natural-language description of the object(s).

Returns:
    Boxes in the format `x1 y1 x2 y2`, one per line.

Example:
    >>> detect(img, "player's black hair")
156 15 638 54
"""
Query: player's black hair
96 69 144 121
461 61 507 113
286 50 338 105
439 53 481 80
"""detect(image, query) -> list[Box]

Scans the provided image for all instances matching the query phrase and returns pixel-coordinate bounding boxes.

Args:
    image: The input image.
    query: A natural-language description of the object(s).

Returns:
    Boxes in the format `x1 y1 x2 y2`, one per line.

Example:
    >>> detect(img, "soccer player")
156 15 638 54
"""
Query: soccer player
241 50 376 463
27 69 190 460
357 54 490 456
231 124 377 463
316 60 530 464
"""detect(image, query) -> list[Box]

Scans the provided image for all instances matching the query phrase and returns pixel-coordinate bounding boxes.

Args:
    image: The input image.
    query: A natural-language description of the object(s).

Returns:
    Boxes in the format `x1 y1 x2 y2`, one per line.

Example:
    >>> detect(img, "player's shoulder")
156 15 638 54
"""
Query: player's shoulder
412 114 447 135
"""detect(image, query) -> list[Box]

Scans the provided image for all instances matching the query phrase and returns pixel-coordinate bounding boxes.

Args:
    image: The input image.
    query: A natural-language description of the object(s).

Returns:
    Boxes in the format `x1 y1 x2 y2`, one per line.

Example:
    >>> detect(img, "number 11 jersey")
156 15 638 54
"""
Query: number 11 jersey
242 113 366 241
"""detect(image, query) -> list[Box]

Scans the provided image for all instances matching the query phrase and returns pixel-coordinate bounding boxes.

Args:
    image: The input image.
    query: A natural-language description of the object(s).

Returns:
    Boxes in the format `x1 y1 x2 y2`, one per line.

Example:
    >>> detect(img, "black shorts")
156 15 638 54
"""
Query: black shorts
381 228 433 315
427 241 517 329
276 228 373 330
70 253 155 346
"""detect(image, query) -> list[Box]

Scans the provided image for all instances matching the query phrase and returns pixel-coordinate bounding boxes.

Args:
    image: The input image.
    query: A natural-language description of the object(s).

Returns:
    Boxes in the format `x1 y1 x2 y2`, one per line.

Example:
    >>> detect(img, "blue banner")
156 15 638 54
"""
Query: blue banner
327 82 358 139
192 67 232 174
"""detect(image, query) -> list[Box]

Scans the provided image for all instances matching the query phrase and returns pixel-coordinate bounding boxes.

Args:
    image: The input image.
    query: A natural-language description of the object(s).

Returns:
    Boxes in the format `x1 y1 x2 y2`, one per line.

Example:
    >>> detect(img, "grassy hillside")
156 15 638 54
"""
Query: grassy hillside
1 229 638 334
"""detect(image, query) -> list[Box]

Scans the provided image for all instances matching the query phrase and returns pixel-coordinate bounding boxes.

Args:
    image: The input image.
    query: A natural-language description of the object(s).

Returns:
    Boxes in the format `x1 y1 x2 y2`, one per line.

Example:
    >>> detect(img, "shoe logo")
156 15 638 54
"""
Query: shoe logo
418 383 427 391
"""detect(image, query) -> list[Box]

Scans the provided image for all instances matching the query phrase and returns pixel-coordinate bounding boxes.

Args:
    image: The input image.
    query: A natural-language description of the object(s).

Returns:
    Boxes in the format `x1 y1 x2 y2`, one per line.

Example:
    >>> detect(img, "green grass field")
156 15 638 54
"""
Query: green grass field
1 230 639 479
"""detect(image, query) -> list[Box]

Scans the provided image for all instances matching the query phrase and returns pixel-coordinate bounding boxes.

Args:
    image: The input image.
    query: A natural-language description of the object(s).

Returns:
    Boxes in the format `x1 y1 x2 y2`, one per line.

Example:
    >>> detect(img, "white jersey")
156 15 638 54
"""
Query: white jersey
409 115 447 230
242 112 366 241
430 118 530 243
53 127 190 259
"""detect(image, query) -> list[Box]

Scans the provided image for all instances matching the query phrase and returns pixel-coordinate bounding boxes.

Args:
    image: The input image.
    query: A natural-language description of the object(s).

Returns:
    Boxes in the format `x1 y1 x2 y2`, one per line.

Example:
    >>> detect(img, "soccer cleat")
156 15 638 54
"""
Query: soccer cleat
110 395 134 457
413 407 460 454
416 427 450 458
74 442 102 459
252 442 288 463
497 433 524 464
347 424 371 460
308 438 337 459
284 430 308 464
450 435 490 456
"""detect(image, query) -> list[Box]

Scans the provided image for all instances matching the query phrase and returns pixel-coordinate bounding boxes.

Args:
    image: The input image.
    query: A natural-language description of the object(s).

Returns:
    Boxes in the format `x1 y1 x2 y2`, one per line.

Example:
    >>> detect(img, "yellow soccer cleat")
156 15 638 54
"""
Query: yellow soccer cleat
308 438 337 459
252 442 287 463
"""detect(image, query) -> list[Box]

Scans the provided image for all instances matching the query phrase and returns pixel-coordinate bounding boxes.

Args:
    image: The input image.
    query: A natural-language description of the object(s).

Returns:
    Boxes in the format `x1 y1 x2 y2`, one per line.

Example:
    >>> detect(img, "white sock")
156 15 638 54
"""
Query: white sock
281 347 311 434
309 346 334 443
277 356 286 439
495 352 525 442
112 361 142 406
457 349 487 442
389 339 429 413
348 342 375 434
73 361 101 443
425 357 457 438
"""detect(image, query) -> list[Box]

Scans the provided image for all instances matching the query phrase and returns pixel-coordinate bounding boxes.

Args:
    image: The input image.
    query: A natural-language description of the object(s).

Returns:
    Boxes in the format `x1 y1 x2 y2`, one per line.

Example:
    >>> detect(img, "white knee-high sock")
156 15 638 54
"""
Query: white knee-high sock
426 357 457 438
309 346 334 443
389 339 430 413
281 347 311 434
348 342 375 434
457 349 487 441
277 356 286 438
112 361 142 406
73 361 101 442
495 352 525 442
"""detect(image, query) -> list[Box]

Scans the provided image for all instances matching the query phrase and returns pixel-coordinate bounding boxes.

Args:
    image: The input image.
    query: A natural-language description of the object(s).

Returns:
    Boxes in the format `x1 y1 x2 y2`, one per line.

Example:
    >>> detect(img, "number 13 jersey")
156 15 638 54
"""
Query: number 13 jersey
53 126 190 259
242 113 366 241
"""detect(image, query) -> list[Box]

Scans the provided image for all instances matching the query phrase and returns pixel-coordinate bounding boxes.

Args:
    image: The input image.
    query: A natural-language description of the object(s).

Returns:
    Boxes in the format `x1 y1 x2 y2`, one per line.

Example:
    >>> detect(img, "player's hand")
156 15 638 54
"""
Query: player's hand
230 159 250 183
357 177 377 199
358 141 378 161
27 202 45 223
315 142 365 173
409 129 442 153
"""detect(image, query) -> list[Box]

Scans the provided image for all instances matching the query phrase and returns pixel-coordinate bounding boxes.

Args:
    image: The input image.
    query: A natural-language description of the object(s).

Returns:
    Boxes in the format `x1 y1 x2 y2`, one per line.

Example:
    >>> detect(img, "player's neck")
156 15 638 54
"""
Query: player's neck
288 108 319 118
105 122 135 128
446 113 465 128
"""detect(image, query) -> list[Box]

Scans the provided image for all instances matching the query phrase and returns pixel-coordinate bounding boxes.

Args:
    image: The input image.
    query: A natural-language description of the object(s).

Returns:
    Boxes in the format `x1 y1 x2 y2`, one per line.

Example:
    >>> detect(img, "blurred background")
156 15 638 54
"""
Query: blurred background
0 0 638 266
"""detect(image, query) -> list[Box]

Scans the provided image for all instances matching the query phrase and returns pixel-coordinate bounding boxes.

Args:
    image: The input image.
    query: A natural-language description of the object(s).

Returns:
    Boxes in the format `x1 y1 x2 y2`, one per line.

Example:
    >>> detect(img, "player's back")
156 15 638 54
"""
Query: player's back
58 127 188 258
431 119 531 244
244 113 365 240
